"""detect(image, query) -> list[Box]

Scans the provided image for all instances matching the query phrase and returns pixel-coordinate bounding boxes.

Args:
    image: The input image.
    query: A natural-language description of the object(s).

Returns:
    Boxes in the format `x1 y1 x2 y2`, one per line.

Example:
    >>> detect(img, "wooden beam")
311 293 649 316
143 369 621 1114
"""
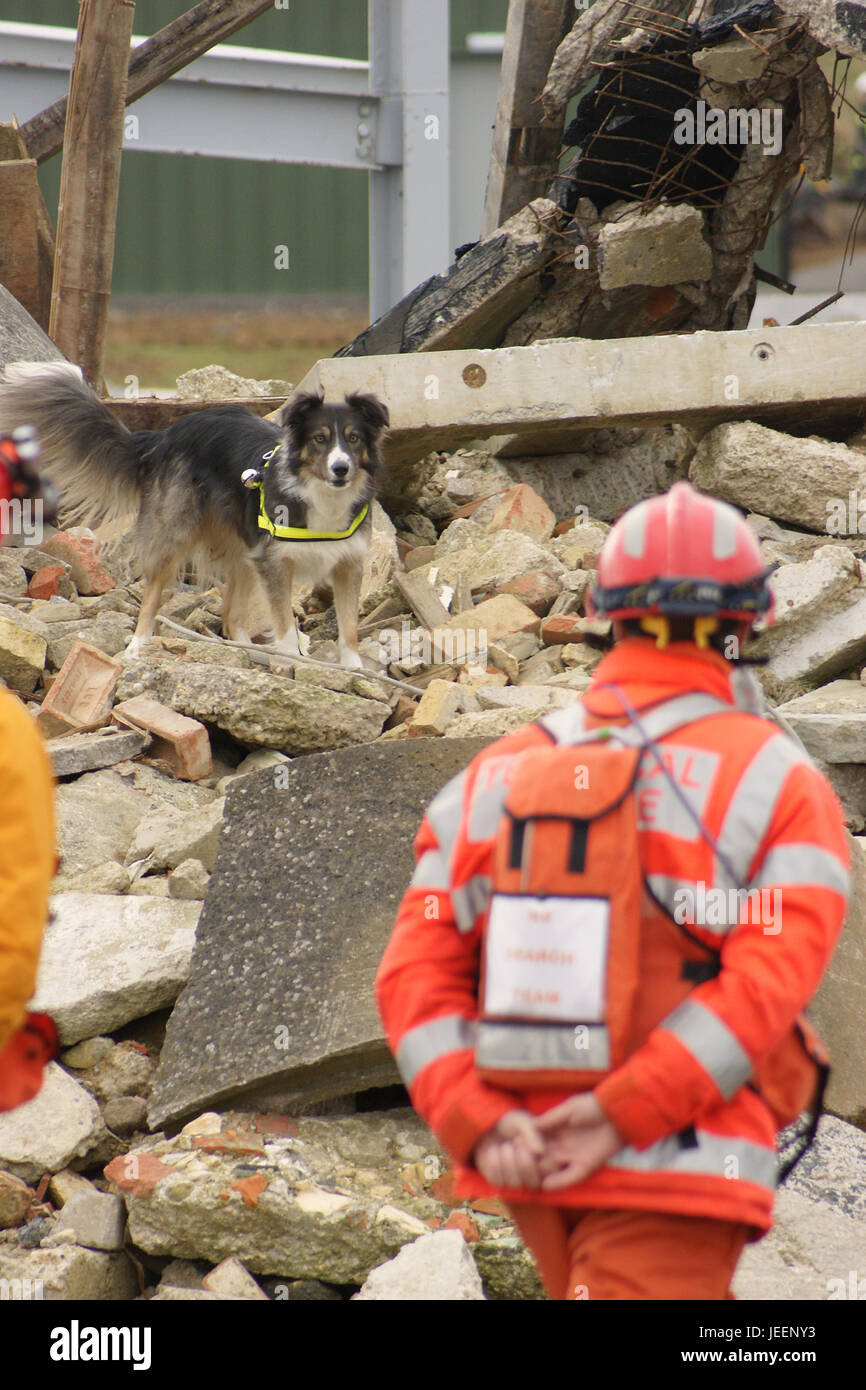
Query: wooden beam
103 396 285 431
0 124 56 331
0 161 40 323
481 0 574 238
18 0 277 165
297 321 866 476
49 0 135 391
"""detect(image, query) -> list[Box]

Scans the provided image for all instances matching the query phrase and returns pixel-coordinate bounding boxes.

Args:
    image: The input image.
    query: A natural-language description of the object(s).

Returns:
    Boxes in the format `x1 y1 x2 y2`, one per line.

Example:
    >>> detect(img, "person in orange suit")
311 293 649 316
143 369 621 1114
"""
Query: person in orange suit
376 482 850 1301
0 427 58 1111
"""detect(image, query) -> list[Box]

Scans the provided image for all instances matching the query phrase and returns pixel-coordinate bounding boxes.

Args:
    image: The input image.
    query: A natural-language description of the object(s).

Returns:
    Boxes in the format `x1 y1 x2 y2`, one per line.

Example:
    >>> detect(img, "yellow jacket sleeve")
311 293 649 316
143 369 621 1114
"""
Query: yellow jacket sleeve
0 689 55 1051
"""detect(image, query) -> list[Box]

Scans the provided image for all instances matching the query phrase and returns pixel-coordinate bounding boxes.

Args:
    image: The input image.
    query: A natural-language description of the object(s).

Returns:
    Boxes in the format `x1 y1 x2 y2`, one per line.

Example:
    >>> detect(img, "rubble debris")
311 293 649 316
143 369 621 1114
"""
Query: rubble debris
175 364 293 400
0 1064 106 1182
147 740 494 1129
809 837 866 1124
30 892 200 1044
749 547 866 701
47 729 148 780
690 423 866 535
0 607 46 691
352 1229 486 1301
53 1190 126 1253
116 655 391 757
43 531 115 597
201 1255 269 1301
0 1244 138 1301
37 640 122 739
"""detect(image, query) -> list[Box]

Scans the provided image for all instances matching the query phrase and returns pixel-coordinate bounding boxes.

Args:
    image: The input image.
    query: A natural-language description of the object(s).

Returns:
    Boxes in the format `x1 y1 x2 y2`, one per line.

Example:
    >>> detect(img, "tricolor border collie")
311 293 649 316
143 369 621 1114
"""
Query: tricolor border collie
0 363 389 669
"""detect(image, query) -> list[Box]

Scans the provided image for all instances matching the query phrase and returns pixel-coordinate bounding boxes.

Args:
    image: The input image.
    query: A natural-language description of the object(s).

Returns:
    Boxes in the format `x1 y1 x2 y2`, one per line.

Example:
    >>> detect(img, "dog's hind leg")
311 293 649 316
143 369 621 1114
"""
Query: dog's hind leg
332 558 364 670
127 554 178 658
221 561 254 646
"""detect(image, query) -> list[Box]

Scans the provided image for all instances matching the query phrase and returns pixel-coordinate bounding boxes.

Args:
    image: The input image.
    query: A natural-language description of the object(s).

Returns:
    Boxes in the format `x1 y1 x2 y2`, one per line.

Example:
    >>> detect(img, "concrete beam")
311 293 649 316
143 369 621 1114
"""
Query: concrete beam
297 321 866 472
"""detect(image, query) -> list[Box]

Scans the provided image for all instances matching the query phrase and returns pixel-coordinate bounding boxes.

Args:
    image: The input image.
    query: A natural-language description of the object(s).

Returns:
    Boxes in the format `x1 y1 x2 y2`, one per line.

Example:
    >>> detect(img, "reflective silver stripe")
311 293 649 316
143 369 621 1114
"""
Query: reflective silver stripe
410 849 450 891
539 705 587 744
425 769 467 866
467 755 518 842
634 745 720 840
661 999 752 1100
751 843 850 897
475 1020 611 1072
715 735 813 891
542 692 731 749
395 1013 477 1087
607 1131 777 1189
451 873 492 933
647 873 731 938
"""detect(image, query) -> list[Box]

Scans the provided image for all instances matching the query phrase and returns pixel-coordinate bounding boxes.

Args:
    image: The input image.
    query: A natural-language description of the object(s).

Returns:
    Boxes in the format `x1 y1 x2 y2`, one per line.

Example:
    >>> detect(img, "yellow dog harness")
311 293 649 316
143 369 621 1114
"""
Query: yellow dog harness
251 449 369 542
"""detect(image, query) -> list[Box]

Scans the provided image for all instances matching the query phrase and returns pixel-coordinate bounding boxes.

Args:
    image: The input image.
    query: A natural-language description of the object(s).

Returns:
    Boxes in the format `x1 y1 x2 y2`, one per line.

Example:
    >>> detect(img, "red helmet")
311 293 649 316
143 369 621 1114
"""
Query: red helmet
587 482 774 626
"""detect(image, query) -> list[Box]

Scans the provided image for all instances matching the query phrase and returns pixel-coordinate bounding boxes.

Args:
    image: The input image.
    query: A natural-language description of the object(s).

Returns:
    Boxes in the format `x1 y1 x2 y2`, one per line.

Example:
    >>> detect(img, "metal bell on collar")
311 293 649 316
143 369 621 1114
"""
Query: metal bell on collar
241 468 262 489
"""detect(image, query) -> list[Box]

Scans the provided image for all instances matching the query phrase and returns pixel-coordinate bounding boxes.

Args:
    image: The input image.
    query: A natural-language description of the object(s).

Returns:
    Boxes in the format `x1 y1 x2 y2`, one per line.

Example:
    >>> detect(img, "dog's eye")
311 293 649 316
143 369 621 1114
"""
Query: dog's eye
315 432 328 444
345 431 358 443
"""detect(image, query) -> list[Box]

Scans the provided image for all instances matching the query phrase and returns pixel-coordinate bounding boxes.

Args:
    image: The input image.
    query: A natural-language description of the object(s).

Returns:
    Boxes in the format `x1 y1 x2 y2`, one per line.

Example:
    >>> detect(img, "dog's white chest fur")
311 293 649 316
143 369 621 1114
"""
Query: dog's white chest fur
270 475 369 584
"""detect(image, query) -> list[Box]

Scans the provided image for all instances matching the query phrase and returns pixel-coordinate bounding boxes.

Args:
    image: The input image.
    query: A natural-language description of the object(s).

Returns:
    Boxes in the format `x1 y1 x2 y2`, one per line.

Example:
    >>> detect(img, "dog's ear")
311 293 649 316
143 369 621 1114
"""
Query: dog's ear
281 390 324 432
345 393 390 435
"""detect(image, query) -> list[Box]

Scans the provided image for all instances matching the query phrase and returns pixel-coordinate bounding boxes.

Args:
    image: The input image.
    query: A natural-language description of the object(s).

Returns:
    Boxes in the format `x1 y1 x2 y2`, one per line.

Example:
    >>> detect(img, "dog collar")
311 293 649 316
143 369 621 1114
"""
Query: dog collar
254 449 369 542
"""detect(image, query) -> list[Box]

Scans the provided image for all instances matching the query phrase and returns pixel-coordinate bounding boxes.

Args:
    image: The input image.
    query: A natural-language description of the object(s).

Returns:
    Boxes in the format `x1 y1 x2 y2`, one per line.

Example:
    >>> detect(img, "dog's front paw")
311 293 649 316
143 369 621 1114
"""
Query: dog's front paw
272 626 303 658
339 646 365 671
125 634 149 660
297 629 311 656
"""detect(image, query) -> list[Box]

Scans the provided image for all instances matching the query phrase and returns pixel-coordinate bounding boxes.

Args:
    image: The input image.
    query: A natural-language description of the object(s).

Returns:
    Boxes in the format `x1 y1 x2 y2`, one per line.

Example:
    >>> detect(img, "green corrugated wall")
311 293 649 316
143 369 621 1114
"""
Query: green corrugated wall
5 0 509 295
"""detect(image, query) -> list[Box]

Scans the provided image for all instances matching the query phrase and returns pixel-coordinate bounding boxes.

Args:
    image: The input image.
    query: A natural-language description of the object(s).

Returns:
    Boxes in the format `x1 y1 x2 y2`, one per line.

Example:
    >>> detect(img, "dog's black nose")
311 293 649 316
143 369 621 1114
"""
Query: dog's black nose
331 461 350 479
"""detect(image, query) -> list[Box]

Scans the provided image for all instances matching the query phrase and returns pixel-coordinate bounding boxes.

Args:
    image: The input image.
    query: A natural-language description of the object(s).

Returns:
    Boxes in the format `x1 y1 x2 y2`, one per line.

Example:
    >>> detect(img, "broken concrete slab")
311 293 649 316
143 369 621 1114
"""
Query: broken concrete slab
30 893 201 1045
690 421 866 535
299 323 866 480
0 283 65 372
47 728 148 779
353 1229 486 1301
147 740 493 1128
202 1255 269 1300
116 656 390 756
125 797 225 873
749 546 866 700
777 681 866 762
0 1244 138 1301
0 609 46 691
0 1064 106 1182
424 529 566 594
810 837 866 1125
776 0 866 58
598 203 713 290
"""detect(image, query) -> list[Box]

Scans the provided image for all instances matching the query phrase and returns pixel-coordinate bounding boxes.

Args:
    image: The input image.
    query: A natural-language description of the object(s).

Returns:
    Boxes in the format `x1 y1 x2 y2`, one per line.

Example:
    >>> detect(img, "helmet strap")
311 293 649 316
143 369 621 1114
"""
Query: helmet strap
693 616 719 650
639 616 670 649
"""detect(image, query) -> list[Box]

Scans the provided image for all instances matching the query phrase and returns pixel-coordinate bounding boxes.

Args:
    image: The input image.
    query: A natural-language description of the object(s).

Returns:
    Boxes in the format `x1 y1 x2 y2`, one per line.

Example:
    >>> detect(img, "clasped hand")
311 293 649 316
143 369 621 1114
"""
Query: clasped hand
472 1097 623 1192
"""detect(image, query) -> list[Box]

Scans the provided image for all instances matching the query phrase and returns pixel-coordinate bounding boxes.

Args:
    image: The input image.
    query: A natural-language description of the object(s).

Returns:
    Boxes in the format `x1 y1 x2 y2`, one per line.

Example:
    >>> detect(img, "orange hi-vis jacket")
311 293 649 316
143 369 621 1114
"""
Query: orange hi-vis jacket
375 640 851 1233
0 688 56 1107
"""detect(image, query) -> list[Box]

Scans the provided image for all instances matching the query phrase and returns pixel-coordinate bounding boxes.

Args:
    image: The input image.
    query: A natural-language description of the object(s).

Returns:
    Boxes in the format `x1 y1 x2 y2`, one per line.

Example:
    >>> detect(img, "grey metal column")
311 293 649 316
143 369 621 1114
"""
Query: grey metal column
368 0 451 322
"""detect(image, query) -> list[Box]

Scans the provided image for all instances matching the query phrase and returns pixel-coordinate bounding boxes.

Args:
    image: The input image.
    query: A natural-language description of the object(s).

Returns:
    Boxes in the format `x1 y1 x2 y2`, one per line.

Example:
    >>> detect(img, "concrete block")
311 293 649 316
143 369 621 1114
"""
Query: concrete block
0 610 46 691
54 1189 126 1252
598 203 712 290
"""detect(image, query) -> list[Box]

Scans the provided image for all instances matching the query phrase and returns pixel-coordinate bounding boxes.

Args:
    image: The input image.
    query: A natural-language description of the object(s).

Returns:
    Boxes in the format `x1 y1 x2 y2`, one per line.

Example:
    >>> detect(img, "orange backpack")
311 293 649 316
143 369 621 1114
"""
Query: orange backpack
476 736 644 1089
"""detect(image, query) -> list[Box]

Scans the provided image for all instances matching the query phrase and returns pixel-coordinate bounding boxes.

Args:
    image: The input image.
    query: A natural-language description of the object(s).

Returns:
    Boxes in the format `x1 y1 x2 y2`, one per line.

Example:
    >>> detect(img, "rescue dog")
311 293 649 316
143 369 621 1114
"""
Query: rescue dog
0 363 389 668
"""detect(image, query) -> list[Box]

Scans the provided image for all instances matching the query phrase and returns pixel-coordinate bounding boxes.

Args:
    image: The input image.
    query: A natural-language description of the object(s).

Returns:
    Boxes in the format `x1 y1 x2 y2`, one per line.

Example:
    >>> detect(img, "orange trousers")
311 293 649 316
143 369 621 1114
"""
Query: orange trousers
505 1204 754 1301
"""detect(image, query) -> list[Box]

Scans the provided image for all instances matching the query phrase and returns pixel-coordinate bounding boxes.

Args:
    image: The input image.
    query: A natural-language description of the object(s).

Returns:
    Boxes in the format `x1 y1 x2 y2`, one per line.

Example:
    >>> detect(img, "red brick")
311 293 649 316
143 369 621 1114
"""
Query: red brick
43 532 115 596
27 565 67 601
430 1168 461 1207
404 545 437 572
112 695 212 781
104 1153 171 1197
469 1196 508 1217
489 572 561 617
443 1210 480 1242
37 640 122 738
484 484 555 543
450 490 507 520
253 1113 298 1136
191 1133 265 1156
540 614 586 646
230 1175 270 1208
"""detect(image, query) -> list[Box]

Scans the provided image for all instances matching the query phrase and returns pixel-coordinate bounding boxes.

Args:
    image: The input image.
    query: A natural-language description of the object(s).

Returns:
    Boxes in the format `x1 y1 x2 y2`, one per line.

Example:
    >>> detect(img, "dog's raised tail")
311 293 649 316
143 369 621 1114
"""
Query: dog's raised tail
0 362 145 529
